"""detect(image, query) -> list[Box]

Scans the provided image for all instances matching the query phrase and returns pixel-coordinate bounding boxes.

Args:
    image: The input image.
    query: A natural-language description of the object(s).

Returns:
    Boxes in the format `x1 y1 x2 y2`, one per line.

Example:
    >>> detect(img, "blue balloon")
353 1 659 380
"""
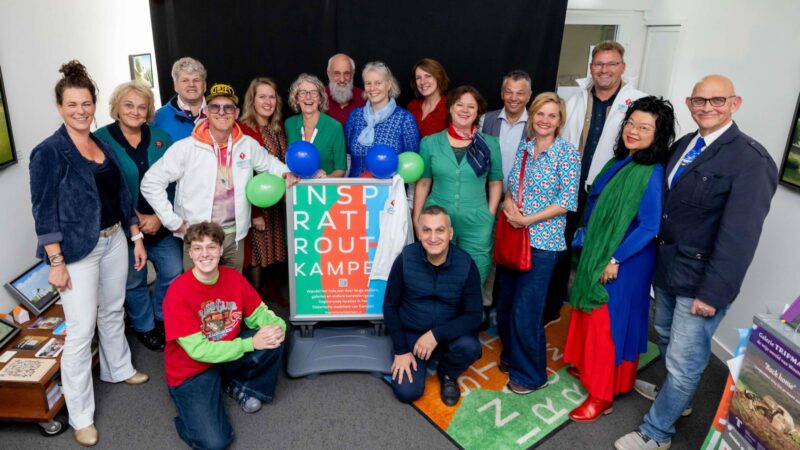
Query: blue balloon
286 141 321 178
366 144 398 179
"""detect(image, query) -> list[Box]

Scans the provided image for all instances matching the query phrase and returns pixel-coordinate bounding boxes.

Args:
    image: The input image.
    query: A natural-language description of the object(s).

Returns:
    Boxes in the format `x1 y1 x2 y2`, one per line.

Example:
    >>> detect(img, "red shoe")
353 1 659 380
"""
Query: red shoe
566 366 580 379
569 396 613 422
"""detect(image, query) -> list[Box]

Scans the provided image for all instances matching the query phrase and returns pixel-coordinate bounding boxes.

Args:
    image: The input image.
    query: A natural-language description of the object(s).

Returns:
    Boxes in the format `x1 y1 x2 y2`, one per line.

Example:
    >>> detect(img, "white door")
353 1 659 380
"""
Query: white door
640 25 681 98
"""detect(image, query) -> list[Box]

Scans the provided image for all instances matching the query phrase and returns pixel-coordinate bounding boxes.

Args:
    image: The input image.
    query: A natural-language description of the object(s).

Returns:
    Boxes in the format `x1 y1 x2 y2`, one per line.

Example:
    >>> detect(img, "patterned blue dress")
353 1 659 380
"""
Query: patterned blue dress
344 105 420 177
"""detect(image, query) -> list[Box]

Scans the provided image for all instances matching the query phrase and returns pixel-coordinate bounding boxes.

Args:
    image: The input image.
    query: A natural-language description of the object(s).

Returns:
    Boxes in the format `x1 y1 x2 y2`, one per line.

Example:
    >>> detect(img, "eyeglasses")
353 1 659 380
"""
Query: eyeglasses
623 120 655 133
297 90 320 98
687 96 736 107
207 103 237 115
590 61 622 69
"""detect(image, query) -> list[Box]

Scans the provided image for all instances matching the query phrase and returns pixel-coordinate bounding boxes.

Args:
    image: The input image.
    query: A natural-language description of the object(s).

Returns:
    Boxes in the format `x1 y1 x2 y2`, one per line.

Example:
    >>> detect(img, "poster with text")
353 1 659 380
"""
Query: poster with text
287 179 391 321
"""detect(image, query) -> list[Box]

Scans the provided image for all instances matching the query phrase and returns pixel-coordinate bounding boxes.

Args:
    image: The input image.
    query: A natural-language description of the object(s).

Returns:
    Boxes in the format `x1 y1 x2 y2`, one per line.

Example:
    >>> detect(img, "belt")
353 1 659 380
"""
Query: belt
99 222 121 238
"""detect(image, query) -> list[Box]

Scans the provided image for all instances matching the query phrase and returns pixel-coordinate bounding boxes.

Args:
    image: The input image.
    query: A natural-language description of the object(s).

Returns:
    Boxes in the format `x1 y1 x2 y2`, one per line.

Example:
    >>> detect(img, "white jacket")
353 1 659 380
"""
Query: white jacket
370 175 414 281
561 77 646 188
141 129 289 242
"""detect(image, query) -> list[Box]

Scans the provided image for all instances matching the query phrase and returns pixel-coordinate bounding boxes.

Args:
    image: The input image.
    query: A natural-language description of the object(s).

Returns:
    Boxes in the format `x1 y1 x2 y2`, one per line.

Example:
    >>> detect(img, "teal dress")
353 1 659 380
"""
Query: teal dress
420 130 503 282
285 112 347 174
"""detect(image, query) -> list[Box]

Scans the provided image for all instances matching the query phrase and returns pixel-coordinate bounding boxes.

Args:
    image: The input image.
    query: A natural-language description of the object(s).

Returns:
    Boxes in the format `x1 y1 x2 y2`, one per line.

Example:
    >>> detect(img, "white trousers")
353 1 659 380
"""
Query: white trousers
60 227 136 430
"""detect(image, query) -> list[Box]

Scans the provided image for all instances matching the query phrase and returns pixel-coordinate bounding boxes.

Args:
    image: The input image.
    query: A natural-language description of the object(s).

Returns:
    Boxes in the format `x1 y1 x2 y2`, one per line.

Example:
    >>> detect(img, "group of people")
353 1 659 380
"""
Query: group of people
26 39 778 450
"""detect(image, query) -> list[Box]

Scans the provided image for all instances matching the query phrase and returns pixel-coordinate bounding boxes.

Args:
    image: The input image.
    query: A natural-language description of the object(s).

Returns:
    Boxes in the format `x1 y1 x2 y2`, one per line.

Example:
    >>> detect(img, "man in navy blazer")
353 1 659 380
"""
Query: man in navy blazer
615 75 778 450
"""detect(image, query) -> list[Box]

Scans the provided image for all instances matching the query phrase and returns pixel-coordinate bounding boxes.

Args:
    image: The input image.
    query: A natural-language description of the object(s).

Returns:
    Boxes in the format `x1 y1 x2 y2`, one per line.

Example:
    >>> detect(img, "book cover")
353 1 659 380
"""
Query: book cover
28 316 64 330
0 358 56 382
35 337 64 358
52 321 66 336
13 335 48 351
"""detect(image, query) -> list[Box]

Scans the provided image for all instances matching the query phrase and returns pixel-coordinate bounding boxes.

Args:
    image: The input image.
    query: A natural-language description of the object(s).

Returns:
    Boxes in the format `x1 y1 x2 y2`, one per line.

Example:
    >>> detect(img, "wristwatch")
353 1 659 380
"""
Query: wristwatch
609 257 620 265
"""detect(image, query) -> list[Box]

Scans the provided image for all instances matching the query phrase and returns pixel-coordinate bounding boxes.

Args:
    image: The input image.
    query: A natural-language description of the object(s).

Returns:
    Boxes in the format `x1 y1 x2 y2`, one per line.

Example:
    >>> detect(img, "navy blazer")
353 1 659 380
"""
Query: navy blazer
29 125 138 263
653 122 777 310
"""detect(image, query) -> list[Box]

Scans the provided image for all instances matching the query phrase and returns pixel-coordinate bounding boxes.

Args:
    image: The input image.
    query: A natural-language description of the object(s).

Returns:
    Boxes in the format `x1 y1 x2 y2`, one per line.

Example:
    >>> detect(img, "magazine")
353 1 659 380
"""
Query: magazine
52 321 67 336
13 335 48 351
29 316 64 330
35 337 64 358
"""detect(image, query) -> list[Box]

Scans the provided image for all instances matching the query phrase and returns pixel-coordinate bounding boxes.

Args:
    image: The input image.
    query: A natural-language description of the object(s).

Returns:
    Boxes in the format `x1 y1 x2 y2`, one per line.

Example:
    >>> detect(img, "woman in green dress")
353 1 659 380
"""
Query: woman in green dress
413 85 503 284
284 73 347 177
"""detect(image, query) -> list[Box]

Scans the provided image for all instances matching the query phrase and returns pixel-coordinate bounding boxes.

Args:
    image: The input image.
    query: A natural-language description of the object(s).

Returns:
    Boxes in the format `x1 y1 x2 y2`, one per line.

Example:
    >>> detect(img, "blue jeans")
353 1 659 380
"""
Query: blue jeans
496 248 558 390
391 332 482 403
640 287 728 442
126 235 183 332
167 328 282 450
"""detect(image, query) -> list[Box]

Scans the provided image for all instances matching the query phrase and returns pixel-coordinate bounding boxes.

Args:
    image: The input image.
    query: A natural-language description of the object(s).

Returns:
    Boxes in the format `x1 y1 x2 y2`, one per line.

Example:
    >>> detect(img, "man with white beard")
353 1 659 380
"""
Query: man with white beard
324 53 366 126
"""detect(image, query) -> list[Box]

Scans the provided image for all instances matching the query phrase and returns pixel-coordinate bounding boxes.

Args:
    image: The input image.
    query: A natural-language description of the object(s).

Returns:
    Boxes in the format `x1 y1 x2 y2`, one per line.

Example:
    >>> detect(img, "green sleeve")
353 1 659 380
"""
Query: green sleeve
177 332 255 364
485 134 504 181
285 115 300 144
244 303 286 332
331 120 347 172
420 134 434 179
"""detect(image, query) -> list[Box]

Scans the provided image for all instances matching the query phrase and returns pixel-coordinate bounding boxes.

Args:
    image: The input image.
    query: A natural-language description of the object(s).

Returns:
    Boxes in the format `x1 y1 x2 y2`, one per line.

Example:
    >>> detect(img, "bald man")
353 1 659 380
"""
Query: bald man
325 53 366 125
615 75 777 450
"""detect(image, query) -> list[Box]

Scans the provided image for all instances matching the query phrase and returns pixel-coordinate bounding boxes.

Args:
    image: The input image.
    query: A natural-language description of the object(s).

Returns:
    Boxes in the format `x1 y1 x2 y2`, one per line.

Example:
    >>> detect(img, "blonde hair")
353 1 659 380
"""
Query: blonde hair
526 92 566 137
108 81 155 123
287 73 329 113
591 41 626 61
240 77 283 134
171 57 206 81
362 61 401 99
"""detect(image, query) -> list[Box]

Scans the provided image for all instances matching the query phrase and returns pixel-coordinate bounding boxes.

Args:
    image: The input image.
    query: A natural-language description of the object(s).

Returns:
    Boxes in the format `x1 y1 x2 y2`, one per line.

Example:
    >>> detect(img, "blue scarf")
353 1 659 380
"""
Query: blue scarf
466 132 492 177
357 98 397 146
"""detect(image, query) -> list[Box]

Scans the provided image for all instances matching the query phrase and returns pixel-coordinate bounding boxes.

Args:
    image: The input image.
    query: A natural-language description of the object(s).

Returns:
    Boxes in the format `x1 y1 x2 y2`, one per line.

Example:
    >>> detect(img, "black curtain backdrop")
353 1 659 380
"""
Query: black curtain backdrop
150 0 566 115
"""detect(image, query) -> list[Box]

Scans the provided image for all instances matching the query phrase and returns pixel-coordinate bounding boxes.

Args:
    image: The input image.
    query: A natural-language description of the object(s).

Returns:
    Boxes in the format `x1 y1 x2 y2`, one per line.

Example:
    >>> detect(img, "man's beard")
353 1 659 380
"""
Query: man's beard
329 81 354 104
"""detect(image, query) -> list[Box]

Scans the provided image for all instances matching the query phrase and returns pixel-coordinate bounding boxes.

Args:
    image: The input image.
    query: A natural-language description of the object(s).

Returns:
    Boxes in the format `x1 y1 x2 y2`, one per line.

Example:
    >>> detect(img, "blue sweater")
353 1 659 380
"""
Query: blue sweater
383 242 482 355
344 105 420 177
153 96 198 142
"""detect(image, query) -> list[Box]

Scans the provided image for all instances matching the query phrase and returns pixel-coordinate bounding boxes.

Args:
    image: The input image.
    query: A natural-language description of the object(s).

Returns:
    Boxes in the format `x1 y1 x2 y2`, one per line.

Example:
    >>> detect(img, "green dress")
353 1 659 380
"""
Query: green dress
420 130 503 283
285 112 347 174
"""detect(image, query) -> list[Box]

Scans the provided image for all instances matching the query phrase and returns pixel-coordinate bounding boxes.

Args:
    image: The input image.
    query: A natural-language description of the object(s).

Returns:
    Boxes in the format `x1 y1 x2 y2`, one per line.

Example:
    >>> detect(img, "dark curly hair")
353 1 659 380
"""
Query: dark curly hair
55 60 97 104
613 96 675 165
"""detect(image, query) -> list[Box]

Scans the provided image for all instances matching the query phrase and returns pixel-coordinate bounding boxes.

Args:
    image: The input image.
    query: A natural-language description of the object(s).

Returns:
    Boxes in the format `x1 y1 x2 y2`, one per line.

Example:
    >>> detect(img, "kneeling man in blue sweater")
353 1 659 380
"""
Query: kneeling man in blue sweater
383 205 483 407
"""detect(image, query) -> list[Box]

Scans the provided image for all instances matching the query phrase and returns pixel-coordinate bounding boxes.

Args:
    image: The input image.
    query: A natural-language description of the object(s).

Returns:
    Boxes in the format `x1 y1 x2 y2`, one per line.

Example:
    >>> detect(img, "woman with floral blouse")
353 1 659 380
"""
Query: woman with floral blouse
496 92 580 394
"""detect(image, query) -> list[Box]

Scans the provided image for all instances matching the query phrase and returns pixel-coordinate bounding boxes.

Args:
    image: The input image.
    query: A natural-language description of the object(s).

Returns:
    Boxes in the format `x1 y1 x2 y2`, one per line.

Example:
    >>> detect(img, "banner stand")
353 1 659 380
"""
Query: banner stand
285 179 401 378
286 323 392 378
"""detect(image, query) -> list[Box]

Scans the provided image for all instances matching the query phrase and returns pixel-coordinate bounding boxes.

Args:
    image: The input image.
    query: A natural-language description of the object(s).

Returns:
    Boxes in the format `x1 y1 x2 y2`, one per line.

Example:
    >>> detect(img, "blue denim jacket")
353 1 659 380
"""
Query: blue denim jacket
29 125 138 263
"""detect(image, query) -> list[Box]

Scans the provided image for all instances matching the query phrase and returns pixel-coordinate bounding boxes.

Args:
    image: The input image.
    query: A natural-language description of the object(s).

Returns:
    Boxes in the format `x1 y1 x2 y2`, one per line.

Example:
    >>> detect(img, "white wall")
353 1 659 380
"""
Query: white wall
644 0 800 358
0 0 160 312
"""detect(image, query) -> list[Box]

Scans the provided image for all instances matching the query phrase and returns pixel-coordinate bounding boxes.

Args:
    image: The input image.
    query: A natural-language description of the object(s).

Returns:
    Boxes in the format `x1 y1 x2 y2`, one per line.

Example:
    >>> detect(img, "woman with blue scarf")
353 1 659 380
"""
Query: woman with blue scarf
413 86 503 286
344 61 419 176
564 96 675 422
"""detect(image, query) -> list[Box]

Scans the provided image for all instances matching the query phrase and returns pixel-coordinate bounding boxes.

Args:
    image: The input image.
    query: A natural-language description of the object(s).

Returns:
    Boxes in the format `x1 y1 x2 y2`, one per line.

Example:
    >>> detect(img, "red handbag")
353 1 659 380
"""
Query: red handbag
493 149 531 271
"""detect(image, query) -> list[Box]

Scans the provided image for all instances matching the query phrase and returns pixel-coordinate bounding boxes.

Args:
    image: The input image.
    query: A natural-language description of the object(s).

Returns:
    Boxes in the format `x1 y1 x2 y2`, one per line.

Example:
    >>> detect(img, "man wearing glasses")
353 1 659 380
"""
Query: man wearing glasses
615 75 777 450
142 84 299 271
550 41 647 323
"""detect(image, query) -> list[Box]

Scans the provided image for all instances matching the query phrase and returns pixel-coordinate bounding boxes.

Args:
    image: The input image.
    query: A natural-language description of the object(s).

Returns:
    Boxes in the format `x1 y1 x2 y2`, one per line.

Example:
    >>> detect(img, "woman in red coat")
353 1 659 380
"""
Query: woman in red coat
407 58 449 138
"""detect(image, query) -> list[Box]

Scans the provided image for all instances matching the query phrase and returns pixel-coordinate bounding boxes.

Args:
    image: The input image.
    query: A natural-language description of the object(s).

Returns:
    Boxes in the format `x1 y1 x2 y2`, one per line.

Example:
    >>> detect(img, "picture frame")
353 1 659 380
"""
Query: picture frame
5 261 60 317
0 315 20 349
0 65 18 170
128 53 154 88
779 91 800 190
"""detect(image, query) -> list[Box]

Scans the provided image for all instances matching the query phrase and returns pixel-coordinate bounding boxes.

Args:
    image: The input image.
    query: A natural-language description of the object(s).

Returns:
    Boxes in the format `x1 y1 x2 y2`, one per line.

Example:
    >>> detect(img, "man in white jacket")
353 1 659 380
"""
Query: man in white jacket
142 83 298 271
547 41 647 322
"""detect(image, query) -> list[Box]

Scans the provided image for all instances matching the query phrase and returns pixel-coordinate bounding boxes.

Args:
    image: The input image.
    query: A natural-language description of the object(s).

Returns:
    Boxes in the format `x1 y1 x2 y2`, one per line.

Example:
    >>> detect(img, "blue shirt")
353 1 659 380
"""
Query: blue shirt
344 105 420 176
506 135 581 251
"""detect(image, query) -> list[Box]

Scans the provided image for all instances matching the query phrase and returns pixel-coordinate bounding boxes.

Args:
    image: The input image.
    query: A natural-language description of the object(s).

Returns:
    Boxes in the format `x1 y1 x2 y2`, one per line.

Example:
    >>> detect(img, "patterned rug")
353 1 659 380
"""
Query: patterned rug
399 305 660 449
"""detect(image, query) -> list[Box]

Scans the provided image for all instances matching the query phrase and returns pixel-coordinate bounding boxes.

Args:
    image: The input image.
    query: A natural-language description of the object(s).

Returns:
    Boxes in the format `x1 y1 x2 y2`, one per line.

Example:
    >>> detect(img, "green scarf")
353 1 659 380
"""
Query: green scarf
569 159 655 312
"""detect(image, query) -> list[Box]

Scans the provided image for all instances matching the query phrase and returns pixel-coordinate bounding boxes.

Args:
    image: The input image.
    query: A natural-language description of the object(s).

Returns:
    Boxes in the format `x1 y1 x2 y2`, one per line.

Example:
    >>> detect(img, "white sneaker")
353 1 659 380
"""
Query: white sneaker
633 380 692 416
615 430 671 450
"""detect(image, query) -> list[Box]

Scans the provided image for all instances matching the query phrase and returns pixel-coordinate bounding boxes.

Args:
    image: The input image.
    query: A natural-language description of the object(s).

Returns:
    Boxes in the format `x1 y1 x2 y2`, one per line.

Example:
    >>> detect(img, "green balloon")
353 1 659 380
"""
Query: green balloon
246 173 286 208
397 152 424 183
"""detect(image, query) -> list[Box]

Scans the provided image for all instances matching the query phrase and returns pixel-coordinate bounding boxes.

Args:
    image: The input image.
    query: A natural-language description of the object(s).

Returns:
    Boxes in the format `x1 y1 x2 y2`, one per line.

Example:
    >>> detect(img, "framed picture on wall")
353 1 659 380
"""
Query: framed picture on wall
128 53 154 88
0 66 18 170
5 261 60 317
779 92 800 190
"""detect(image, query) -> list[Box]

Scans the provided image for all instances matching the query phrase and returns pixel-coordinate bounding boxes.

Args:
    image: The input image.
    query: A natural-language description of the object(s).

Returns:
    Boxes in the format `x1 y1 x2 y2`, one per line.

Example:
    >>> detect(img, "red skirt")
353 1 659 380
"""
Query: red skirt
563 304 638 402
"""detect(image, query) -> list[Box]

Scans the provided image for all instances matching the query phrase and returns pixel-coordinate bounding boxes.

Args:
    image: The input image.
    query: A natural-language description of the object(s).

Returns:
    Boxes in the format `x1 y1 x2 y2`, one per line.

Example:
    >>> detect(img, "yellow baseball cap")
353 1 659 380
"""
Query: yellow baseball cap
206 83 239 105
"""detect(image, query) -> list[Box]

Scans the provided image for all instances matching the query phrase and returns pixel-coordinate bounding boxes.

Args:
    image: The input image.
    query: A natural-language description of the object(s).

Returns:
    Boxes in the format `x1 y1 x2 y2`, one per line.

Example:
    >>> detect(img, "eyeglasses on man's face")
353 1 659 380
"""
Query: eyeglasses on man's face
687 96 736 108
207 103 237 115
590 61 622 69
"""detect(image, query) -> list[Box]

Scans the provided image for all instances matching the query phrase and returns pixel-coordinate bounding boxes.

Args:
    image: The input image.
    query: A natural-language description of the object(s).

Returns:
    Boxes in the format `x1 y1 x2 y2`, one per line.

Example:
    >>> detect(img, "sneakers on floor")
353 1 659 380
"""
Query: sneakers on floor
440 375 461 406
226 384 262 413
615 430 671 450
633 380 692 416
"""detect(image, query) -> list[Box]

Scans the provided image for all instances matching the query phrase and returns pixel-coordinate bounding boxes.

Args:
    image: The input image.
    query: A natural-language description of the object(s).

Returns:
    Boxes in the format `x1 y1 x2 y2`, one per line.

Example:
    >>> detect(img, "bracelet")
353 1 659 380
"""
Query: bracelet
131 232 144 242
47 252 63 261
609 257 620 265
50 260 65 267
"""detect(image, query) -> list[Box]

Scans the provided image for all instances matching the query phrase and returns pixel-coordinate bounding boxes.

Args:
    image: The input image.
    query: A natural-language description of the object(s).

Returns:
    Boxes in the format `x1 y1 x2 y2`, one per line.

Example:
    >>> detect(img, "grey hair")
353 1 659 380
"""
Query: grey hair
171 57 206 81
287 73 329 113
362 61 401 99
326 54 356 74
502 70 532 92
